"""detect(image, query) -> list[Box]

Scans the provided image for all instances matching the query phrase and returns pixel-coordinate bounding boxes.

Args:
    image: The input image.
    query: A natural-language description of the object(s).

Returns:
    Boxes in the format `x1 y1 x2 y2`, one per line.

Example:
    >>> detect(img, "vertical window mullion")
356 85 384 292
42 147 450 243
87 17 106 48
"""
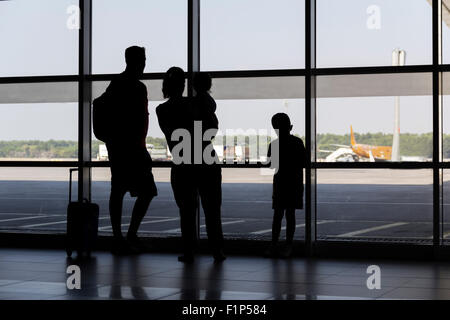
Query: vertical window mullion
432 0 442 247
78 0 92 202
188 0 200 238
305 0 317 255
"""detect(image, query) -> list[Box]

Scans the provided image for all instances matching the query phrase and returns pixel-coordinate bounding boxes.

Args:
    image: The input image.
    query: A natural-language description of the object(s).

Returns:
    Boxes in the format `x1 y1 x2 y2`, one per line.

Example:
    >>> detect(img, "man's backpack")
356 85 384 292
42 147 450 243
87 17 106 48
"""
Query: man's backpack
92 88 113 143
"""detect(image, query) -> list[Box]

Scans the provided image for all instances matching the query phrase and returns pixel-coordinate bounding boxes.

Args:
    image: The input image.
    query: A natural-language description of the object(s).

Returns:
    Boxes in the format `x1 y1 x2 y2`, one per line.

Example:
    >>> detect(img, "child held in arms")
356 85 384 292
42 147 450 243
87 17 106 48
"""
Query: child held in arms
193 72 220 163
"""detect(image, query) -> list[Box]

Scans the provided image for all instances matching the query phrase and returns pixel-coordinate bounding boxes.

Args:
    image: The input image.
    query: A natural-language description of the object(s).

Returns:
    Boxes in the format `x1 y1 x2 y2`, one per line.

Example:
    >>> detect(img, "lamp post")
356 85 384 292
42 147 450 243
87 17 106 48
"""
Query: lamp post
391 49 406 162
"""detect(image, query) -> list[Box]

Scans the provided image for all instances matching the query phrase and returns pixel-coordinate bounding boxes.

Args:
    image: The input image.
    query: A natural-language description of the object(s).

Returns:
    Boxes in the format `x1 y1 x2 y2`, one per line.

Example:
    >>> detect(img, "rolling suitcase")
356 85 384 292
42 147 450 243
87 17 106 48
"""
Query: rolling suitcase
66 168 99 258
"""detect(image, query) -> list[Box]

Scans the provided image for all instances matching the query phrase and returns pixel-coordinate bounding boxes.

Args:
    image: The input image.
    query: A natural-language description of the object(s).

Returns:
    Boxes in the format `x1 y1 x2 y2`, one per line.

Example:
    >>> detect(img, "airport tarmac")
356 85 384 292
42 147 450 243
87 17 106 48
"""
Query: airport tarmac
0 167 449 242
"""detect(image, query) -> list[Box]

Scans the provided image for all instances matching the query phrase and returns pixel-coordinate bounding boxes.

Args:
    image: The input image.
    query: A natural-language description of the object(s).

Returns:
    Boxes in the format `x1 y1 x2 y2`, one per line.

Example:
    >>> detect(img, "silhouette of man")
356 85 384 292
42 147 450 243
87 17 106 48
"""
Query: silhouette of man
104 46 157 255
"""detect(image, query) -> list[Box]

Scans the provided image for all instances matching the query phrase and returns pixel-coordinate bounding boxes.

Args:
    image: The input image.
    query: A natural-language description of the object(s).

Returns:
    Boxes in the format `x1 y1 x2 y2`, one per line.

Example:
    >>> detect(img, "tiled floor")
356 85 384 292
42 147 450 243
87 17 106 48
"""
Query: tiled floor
1 248 450 300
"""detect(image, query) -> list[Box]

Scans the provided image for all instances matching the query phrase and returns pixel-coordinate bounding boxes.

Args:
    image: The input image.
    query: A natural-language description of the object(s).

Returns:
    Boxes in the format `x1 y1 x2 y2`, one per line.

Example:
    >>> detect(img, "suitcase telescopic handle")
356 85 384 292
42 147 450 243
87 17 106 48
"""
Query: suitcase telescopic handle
69 168 78 203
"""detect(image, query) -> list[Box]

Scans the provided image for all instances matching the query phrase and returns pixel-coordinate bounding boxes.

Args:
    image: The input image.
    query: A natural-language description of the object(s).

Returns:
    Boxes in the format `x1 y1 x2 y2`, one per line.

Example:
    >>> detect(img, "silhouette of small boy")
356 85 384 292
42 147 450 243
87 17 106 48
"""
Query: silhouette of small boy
266 113 306 258
193 72 218 132
194 72 216 112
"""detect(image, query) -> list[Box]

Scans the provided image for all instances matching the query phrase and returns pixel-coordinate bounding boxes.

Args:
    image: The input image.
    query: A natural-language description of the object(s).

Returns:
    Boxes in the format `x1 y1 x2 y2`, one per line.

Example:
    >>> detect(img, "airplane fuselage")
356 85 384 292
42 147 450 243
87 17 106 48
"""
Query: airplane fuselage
351 144 392 161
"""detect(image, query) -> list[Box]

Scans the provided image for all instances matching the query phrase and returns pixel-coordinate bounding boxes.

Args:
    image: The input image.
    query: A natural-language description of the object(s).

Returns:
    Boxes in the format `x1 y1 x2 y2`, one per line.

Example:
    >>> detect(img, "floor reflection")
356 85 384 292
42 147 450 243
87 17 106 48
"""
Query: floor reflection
65 257 99 299
2 249 442 300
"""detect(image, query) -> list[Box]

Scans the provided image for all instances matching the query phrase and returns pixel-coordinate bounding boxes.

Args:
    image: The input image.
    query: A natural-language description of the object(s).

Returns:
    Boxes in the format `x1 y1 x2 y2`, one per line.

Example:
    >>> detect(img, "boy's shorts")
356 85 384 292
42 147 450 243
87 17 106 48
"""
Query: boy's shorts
272 175 303 210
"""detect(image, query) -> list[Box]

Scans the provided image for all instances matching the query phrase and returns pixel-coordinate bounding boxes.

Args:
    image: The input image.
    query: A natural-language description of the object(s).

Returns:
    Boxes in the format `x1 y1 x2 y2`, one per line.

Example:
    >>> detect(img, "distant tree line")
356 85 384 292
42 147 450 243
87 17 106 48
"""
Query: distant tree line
0 133 448 159
0 140 78 159
0 137 167 159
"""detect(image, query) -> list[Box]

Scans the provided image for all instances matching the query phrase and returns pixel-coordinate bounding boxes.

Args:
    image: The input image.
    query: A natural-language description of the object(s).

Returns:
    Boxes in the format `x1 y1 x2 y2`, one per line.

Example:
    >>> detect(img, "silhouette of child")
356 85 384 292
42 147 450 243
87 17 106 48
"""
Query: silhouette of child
193 72 220 163
266 113 306 258
193 72 216 113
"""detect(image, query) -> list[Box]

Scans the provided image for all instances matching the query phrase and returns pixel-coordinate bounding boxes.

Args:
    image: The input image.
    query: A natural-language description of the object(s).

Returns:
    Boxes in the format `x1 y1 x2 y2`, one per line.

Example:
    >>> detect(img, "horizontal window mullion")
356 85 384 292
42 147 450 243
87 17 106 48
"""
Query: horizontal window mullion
207 69 306 78
86 72 166 81
314 65 435 76
87 161 269 169
0 75 79 84
3 66 447 84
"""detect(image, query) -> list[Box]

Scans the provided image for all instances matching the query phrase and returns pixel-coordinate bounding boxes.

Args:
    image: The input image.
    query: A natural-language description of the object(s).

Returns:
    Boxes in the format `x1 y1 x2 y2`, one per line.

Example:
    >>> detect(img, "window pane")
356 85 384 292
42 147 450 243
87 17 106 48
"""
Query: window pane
203 78 304 240
92 0 187 74
317 0 432 67
0 168 76 233
443 169 450 243
92 167 180 237
213 99 304 164
202 168 282 240
91 79 170 161
442 1 450 64
442 72 450 161
0 82 78 160
211 77 305 164
211 77 304 100
317 169 433 242
201 0 305 71
317 73 432 162
0 0 79 76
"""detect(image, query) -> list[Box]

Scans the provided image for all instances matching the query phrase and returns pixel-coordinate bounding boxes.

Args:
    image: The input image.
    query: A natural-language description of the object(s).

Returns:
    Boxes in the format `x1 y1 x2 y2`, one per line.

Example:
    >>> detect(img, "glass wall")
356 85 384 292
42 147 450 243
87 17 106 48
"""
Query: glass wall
1 0 449 250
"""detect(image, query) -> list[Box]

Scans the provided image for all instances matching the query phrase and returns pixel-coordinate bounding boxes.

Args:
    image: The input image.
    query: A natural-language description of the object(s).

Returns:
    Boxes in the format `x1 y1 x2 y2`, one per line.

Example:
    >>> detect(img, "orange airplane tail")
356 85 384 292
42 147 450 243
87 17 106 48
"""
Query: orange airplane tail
350 126 356 146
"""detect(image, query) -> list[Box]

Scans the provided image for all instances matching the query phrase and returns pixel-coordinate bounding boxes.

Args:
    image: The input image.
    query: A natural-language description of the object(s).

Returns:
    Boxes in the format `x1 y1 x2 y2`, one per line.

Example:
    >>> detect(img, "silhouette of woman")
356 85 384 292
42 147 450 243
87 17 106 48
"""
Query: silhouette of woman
156 67 197 263
156 69 225 263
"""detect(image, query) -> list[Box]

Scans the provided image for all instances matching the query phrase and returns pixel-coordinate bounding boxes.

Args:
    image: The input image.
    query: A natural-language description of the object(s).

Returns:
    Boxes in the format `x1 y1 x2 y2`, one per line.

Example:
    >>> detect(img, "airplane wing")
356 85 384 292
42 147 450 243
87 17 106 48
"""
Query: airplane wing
330 144 351 148
318 150 335 153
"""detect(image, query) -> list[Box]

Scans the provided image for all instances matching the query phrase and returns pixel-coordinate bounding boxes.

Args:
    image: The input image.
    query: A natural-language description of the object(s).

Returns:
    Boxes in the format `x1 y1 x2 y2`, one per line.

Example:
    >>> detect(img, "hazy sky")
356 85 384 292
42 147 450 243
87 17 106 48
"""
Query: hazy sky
0 0 446 140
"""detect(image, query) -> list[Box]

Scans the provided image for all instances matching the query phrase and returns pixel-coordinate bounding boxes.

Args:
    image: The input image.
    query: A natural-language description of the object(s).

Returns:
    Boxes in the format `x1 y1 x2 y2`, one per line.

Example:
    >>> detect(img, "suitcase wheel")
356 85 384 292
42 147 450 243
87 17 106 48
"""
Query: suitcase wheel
66 249 73 258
